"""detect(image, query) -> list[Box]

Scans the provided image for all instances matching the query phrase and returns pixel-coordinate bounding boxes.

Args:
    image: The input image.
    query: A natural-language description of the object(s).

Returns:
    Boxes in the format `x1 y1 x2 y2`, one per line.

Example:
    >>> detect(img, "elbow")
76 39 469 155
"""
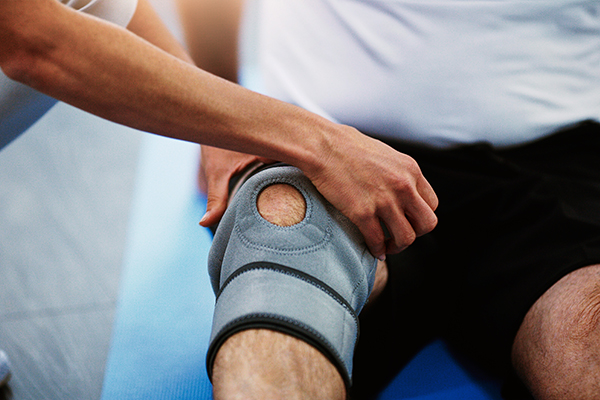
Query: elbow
0 0 60 86
0 22 59 89
2 55 34 84
1 48 56 92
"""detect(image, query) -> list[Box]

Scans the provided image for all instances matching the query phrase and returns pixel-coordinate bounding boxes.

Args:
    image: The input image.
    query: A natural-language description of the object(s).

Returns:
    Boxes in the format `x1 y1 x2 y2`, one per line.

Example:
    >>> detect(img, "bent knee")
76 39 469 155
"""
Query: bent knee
514 265 600 351
512 264 600 399
257 183 306 227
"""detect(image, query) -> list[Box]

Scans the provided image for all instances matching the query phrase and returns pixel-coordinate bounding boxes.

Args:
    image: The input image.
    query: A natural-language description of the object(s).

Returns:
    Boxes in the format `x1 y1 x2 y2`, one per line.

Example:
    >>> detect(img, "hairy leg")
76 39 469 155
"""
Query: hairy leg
213 329 345 400
512 264 600 399
211 182 388 399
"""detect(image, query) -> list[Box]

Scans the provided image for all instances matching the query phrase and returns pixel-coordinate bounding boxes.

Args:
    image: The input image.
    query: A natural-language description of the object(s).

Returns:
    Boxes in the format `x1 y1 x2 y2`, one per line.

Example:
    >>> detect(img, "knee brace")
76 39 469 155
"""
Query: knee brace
206 165 377 387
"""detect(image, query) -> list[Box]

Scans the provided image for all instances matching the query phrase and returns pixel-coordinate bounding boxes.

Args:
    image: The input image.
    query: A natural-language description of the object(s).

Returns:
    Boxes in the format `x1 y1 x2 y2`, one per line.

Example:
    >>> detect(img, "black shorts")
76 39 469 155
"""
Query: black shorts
351 120 600 399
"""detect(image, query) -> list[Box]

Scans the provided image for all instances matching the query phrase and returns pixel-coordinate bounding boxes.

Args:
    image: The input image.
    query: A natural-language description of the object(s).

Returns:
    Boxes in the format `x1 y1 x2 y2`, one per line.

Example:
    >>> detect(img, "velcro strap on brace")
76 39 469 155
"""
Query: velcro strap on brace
206 166 377 387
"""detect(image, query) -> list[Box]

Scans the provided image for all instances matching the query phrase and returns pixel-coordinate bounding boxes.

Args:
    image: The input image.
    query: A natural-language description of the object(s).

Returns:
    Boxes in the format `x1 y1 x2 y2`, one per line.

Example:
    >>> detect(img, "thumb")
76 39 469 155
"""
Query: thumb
199 177 229 227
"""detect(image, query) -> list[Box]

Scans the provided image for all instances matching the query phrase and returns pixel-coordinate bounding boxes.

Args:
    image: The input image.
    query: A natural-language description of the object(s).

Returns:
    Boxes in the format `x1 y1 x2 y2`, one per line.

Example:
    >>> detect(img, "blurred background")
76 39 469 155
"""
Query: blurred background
0 1 184 399
0 102 142 400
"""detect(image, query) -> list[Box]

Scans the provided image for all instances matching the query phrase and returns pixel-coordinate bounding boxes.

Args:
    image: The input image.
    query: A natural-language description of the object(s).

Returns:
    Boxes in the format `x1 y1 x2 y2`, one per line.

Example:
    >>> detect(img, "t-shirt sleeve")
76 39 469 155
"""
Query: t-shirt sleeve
59 0 138 27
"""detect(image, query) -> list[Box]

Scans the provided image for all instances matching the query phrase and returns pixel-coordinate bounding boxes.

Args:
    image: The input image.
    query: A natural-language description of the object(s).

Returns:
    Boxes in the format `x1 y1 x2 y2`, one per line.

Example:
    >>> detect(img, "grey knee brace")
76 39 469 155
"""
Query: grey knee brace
206 165 377 387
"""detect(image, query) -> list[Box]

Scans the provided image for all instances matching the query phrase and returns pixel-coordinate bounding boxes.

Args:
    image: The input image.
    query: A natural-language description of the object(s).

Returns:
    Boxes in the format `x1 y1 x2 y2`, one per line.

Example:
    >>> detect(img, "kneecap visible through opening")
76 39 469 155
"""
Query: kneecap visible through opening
257 183 307 227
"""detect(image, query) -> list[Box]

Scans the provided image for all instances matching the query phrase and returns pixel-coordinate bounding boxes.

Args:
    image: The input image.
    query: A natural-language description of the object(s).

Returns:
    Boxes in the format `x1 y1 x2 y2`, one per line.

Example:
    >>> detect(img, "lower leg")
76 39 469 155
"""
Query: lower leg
212 329 346 400
512 264 600 399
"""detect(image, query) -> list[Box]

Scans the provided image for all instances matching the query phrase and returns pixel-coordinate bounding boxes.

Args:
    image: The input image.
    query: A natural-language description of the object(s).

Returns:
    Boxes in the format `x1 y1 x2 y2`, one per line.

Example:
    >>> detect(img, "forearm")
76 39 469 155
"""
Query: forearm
0 0 329 171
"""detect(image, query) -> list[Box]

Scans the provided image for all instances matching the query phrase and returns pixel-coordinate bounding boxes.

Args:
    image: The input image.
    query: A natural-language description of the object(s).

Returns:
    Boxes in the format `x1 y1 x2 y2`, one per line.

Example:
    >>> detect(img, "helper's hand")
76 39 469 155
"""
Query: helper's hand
301 127 438 260
198 146 274 227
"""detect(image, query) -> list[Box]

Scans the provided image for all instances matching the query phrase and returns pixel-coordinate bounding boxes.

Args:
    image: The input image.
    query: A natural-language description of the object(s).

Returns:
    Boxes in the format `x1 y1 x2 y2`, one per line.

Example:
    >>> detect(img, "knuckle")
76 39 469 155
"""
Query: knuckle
391 174 413 191
394 230 416 251
206 193 225 209
402 155 422 175
350 208 374 225
418 214 438 236
404 230 417 246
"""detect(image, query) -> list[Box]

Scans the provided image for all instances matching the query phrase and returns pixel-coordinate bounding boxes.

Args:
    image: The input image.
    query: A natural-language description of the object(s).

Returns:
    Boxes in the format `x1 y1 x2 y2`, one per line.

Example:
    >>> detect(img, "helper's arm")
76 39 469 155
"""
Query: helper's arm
0 0 437 258
0 0 324 158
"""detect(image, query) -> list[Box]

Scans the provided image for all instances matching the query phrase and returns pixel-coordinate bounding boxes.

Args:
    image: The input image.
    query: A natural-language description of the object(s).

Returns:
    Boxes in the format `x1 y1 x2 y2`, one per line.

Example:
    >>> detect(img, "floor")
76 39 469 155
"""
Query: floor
0 3 185 398
0 102 143 400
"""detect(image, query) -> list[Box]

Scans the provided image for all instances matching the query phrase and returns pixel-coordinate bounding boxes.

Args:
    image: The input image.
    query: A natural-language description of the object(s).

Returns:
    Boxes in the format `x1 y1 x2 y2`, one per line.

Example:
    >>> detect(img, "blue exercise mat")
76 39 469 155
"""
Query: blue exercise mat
101 135 214 400
101 133 502 399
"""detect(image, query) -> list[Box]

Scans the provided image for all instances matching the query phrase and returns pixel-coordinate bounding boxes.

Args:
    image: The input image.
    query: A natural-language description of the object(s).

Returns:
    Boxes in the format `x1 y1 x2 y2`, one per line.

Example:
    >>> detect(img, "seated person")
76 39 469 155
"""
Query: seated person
178 1 600 399
2 0 433 389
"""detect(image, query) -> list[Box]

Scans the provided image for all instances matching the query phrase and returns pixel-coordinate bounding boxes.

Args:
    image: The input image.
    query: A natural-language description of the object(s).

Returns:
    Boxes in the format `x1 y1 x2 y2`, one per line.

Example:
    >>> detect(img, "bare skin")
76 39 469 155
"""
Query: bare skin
182 2 427 394
198 144 438 260
256 183 307 226
213 330 346 400
512 264 600 399
175 0 438 259
216 172 600 400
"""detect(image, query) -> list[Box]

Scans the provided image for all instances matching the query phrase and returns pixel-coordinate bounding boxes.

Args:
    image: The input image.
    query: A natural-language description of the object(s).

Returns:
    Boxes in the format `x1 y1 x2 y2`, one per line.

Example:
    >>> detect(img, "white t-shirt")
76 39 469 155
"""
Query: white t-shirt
0 0 138 150
248 0 600 148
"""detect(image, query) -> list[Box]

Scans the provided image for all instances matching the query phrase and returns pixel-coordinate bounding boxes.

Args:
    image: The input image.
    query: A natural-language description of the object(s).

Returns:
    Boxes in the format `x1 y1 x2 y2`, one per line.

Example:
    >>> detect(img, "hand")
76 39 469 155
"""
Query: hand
302 127 438 260
198 146 274 227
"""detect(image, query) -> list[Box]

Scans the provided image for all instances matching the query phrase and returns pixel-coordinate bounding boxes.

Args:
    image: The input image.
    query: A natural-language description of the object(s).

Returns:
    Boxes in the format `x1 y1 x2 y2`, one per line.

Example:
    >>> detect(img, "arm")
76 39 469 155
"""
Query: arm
1 0 328 161
0 0 437 258
176 0 242 83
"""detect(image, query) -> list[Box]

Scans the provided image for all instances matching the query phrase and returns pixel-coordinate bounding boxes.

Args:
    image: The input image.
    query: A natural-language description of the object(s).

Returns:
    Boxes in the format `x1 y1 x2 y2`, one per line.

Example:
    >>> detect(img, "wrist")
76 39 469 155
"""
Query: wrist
279 110 349 181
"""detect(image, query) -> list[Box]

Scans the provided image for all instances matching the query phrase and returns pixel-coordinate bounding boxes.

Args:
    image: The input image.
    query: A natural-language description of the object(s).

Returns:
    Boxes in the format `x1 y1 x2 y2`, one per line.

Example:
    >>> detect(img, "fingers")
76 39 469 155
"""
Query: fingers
199 146 273 227
358 217 387 261
384 195 438 255
197 162 208 194
352 208 413 259
382 216 415 255
405 178 438 236
416 175 439 212
359 176 438 258
373 201 417 256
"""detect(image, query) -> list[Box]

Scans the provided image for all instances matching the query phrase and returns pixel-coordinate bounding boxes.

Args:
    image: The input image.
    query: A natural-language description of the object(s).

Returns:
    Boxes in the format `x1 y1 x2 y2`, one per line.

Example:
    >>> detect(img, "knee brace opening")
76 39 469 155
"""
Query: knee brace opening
256 183 307 227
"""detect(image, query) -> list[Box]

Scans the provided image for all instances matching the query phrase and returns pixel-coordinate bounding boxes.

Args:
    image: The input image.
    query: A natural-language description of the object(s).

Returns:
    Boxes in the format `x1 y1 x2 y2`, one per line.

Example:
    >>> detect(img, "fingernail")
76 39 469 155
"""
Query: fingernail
199 213 208 225
377 254 386 262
